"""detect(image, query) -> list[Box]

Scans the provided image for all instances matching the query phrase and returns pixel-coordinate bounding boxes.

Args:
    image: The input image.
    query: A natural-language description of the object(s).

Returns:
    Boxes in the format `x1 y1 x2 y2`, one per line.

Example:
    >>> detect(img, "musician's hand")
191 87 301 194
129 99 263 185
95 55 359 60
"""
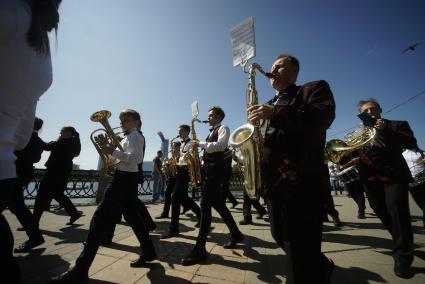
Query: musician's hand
192 139 200 147
99 143 116 155
247 104 274 124
375 119 386 129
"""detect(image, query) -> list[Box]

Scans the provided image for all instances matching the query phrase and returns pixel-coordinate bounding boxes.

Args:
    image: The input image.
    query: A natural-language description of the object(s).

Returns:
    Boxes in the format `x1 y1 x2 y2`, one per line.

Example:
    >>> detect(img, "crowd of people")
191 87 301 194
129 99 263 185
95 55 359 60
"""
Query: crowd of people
1 1 424 284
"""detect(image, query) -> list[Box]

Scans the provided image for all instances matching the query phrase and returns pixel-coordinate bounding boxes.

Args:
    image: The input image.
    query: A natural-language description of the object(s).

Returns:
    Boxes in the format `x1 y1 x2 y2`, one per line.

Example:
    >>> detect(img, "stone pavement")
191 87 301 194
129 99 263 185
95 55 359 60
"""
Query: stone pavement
4 194 425 284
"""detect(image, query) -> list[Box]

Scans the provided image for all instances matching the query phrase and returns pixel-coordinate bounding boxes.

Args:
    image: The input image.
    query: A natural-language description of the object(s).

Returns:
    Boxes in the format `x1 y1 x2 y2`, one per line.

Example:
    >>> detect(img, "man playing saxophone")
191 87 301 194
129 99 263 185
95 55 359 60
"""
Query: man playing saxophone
182 106 243 266
160 125 201 239
248 54 335 284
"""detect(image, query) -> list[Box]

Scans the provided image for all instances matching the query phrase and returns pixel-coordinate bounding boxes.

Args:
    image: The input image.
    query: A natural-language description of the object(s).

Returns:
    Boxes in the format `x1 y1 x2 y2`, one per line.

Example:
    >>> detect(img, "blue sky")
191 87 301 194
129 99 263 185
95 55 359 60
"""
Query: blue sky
36 0 425 170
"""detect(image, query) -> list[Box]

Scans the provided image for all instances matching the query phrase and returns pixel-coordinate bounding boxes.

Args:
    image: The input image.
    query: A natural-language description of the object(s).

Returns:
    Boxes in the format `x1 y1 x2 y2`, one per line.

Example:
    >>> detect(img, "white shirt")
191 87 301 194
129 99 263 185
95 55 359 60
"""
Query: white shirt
403 149 425 177
199 124 230 153
178 137 192 166
111 128 144 172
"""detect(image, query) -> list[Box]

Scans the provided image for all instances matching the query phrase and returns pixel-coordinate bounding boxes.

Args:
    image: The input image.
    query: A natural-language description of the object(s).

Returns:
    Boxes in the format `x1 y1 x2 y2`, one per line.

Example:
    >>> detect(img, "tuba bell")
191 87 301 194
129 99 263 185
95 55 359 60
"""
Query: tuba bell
90 110 124 176
325 125 376 165
229 63 273 200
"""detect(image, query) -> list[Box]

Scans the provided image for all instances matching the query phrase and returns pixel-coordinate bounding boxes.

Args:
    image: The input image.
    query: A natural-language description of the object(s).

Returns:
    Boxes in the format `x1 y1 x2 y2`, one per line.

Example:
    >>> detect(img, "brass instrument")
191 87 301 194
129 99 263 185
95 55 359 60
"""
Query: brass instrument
90 110 124 176
183 117 203 188
229 63 273 200
325 125 376 165
162 136 179 180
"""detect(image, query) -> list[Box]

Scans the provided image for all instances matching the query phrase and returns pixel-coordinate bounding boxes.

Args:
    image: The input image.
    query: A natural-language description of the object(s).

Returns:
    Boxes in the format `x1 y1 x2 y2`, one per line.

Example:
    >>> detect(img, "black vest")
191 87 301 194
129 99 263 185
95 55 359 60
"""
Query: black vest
203 127 224 164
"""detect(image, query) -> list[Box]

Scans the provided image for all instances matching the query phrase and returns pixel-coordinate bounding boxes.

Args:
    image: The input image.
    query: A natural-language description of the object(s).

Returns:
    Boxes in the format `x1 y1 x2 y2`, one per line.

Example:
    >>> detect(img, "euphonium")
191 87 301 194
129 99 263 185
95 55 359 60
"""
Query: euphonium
183 117 202 188
162 136 179 180
325 125 376 165
229 63 273 200
90 110 124 176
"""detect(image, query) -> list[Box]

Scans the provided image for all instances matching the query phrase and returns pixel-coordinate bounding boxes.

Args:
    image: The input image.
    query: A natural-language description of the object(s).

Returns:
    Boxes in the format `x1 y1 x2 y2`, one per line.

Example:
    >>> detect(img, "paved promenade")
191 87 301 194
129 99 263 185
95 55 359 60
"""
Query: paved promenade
4 194 425 284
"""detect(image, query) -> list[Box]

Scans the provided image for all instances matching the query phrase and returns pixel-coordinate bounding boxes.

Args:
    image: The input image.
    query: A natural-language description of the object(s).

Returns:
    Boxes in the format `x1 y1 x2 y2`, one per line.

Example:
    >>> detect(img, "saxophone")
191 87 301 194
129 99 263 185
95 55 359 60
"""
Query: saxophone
229 63 273 199
183 117 203 188
162 136 179 180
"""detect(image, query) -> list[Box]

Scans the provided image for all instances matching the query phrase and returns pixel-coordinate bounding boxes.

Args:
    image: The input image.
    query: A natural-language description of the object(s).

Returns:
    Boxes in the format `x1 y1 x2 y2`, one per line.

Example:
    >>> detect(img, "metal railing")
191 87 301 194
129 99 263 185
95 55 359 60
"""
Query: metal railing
24 169 244 200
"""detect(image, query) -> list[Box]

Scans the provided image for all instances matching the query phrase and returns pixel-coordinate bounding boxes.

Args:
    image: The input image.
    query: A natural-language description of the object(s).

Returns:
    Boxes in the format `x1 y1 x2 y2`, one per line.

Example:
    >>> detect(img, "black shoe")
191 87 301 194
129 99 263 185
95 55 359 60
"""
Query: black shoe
14 236 45 253
357 211 366 219
67 213 83 225
231 202 238 209
130 253 157 267
155 214 169 219
50 267 88 284
256 211 266 219
149 222 157 232
223 233 244 249
394 261 413 279
160 231 179 239
331 216 343 227
194 220 200 228
181 248 207 266
239 219 252 225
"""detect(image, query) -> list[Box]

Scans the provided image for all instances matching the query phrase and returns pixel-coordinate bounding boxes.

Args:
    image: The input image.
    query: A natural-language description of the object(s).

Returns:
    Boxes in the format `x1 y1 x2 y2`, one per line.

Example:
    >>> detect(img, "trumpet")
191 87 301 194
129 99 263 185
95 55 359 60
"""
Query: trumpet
90 110 123 176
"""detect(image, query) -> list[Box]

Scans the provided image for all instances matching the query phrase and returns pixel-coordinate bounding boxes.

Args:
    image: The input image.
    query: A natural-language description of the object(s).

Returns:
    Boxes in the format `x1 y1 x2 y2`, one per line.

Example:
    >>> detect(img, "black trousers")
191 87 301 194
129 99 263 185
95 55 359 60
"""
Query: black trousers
160 177 176 217
8 180 42 240
344 180 366 213
33 172 79 223
75 171 155 270
242 191 267 221
363 181 413 265
194 163 241 251
0 178 21 284
222 167 237 206
103 195 156 242
325 190 339 219
169 168 201 233
267 178 331 284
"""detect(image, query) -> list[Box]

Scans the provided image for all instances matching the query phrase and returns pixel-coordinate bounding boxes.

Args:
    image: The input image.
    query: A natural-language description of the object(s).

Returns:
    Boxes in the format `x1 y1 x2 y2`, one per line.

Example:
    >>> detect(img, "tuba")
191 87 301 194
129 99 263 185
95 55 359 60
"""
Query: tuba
325 125 376 165
183 117 203 188
162 136 179 180
90 110 124 176
229 63 273 200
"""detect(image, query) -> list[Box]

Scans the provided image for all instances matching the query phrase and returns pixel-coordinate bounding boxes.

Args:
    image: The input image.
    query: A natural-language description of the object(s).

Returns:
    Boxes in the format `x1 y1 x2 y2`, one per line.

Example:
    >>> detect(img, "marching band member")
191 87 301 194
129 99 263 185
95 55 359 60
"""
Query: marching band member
357 98 418 278
51 109 156 284
247 54 335 283
160 125 201 239
157 141 182 219
182 106 243 266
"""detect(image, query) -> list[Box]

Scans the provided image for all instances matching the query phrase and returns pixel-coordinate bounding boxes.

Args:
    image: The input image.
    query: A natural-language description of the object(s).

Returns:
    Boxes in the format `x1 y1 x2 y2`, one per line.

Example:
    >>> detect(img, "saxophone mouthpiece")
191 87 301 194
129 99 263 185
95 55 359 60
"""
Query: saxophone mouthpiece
201 120 209 123
265 72 275 79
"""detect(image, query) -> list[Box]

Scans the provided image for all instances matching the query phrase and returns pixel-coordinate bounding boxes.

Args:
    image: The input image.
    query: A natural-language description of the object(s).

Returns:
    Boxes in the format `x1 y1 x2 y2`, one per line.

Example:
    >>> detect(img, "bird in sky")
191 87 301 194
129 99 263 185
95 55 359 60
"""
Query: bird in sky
402 42 421 53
